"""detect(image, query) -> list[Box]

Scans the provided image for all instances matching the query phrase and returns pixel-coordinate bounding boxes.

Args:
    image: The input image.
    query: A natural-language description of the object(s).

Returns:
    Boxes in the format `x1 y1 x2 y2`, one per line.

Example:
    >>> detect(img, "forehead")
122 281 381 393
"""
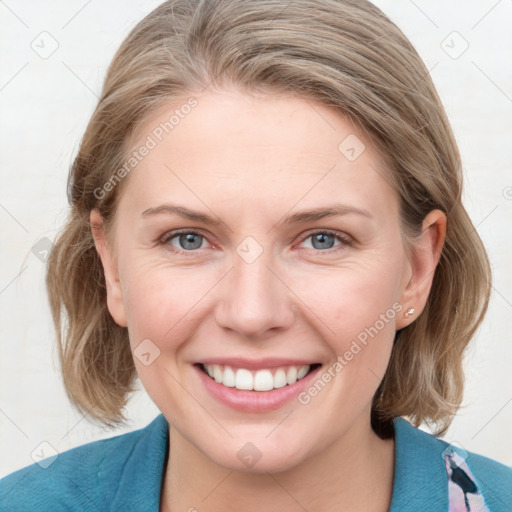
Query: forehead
119 88 399 223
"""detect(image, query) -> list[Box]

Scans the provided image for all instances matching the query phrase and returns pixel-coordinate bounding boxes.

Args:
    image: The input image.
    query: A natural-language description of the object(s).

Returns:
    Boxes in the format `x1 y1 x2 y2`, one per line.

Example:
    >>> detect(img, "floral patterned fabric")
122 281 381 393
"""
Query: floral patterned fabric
445 450 490 512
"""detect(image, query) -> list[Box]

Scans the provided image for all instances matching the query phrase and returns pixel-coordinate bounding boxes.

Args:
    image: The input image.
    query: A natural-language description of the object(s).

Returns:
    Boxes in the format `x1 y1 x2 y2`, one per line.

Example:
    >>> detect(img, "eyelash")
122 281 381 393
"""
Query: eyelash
159 229 354 256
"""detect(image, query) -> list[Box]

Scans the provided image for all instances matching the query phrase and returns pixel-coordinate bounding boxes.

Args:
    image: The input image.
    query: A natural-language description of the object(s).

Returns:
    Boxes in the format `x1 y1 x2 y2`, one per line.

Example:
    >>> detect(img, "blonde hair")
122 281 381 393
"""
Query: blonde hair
46 0 491 436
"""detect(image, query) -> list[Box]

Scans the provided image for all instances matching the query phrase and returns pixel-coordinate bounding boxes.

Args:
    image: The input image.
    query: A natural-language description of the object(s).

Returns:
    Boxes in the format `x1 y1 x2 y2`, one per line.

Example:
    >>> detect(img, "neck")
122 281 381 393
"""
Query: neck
160 413 395 512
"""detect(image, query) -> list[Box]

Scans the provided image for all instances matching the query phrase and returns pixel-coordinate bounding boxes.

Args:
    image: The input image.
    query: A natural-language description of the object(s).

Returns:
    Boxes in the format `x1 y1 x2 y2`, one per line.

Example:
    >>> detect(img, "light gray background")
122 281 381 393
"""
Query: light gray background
1 0 511 477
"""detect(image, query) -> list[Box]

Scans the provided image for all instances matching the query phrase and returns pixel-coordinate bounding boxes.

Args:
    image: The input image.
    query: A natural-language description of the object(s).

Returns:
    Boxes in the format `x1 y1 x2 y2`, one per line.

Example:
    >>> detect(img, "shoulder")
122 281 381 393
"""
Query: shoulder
0 414 169 512
390 417 512 512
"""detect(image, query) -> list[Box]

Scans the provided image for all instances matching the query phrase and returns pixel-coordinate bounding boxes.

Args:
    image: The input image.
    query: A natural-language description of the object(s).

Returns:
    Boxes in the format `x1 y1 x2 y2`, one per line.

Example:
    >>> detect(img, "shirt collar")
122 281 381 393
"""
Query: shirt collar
119 414 449 511
111 413 169 511
389 417 449 510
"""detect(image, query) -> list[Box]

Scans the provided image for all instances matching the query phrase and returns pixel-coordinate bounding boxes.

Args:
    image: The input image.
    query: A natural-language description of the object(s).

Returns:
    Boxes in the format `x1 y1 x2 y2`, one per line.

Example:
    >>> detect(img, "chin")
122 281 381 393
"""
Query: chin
223 452 303 475
203 436 310 474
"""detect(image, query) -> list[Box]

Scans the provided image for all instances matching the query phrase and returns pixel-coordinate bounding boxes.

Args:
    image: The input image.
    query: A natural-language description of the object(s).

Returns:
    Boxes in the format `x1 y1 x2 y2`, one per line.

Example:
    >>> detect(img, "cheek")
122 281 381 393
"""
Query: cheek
119 261 206 409
300 257 403 329
293 255 403 377
121 258 210 342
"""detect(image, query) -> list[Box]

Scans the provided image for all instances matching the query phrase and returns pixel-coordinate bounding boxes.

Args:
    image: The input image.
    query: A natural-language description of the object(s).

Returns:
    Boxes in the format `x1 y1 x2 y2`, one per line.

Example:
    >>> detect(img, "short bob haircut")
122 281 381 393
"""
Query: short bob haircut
46 0 491 437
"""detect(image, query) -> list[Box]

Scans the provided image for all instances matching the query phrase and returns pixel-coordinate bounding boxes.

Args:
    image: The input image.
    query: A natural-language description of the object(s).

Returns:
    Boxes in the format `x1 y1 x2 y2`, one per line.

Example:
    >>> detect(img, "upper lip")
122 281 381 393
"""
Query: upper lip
196 357 320 370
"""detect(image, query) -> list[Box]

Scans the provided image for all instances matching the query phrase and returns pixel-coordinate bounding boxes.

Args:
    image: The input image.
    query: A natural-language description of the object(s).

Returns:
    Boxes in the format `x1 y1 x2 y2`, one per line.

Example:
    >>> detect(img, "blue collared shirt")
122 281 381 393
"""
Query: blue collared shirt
1 414 511 511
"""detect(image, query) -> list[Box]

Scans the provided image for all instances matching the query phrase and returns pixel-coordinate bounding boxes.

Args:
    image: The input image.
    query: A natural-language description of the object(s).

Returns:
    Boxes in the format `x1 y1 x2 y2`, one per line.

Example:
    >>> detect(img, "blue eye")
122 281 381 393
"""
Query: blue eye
305 232 338 251
298 230 353 254
160 229 352 255
161 231 206 252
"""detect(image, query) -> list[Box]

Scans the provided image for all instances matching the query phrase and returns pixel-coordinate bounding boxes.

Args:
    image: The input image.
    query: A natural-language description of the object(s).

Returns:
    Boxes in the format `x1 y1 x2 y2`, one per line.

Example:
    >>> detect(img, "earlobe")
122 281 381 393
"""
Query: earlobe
90 209 128 328
396 209 447 329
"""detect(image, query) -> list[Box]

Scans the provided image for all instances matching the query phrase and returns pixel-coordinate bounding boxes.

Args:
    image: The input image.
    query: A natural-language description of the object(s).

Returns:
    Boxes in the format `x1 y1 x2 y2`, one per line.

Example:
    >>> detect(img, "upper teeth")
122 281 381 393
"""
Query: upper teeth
203 364 311 391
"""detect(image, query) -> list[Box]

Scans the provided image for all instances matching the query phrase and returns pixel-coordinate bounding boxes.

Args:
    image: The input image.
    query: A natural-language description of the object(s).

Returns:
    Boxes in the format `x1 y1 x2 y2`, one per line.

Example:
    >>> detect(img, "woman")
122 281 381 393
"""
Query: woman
1 0 511 510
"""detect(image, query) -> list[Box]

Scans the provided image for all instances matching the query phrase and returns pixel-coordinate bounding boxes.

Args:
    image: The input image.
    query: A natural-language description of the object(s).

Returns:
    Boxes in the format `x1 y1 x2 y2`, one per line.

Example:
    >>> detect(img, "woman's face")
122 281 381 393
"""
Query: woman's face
92 87 441 473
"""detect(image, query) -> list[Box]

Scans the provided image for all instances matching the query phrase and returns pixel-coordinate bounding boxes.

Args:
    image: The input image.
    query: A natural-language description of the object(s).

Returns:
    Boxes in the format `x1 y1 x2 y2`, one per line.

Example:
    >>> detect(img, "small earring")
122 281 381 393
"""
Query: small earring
405 307 415 317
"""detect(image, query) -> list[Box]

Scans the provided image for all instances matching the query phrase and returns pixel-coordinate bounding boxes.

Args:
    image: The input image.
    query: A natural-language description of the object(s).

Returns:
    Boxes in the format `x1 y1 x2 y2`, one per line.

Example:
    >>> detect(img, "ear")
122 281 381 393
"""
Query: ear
396 209 447 329
90 209 128 328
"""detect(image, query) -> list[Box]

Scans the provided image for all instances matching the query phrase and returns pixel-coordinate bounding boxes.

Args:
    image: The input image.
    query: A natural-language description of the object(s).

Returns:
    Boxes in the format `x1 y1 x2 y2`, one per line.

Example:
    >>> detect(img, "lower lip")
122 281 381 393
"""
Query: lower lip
194 364 323 413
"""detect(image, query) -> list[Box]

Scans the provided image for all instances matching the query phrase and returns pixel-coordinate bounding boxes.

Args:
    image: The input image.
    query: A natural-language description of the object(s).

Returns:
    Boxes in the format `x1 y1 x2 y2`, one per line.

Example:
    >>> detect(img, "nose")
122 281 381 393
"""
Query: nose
214 246 296 339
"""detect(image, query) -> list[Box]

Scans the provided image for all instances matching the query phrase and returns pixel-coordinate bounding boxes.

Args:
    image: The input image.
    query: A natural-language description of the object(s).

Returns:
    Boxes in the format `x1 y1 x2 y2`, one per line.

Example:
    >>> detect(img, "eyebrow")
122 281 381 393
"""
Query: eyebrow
141 202 373 225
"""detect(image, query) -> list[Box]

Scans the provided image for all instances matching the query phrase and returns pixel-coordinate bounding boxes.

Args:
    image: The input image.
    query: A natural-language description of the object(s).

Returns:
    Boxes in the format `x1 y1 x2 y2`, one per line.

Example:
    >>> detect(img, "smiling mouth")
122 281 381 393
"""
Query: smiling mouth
196 362 322 392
